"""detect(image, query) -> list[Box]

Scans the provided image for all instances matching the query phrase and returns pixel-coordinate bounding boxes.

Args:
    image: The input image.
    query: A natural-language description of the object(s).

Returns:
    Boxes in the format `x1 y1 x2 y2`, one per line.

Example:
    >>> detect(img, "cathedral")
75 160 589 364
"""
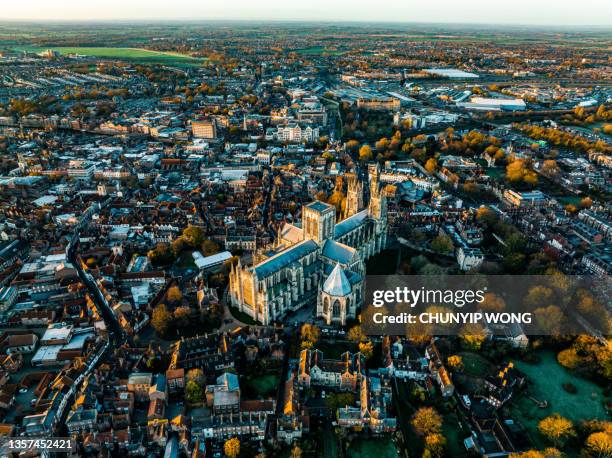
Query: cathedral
229 165 388 326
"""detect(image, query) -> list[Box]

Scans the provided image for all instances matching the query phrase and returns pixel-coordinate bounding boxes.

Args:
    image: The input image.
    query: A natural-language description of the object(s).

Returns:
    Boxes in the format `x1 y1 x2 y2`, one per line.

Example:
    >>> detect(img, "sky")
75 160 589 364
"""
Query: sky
2 0 611 26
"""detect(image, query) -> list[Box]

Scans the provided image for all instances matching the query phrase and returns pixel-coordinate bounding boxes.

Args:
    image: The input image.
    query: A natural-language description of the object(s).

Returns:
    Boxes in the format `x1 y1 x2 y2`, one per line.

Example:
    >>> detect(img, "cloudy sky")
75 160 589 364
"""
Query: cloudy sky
3 0 611 26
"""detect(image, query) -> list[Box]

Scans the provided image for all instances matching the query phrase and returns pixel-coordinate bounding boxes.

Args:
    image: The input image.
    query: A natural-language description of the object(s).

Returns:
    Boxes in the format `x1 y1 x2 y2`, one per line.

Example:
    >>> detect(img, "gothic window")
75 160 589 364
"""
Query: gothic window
324 297 330 314
332 300 341 318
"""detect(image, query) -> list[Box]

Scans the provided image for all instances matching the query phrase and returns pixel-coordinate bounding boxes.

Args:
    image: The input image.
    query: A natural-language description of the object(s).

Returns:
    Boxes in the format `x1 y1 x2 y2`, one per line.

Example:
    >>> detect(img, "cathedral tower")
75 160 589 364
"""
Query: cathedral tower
303 200 336 244
368 164 387 222
345 172 364 218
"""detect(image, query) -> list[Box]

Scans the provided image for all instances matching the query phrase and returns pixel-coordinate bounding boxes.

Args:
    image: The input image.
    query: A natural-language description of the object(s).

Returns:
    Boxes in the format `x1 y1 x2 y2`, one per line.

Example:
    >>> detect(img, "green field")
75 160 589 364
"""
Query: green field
510 351 610 450
459 352 495 378
293 46 345 56
347 438 399 458
14 46 206 67
247 374 279 396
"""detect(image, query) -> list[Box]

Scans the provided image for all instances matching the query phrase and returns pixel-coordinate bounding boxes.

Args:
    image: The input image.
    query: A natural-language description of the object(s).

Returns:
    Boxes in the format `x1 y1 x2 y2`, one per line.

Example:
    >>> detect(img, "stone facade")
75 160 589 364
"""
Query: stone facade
229 166 388 325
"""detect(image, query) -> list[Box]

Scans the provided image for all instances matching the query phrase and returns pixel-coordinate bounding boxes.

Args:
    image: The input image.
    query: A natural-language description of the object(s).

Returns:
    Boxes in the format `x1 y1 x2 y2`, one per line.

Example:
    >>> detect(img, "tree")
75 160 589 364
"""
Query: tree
182 225 205 248
151 303 172 336
185 380 202 403
538 414 575 447
425 157 438 173
447 355 464 371
224 437 240 458
541 160 560 178
481 293 506 312
167 285 183 304
534 305 564 335
580 197 593 209
300 323 320 349
290 444 303 458
510 449 562 458
359 340 374 359
459 324 486 350
524 286 554 308
202 239 221 256
585 431 612 458
476 207 498 226
431 234 453 254
411 407 442 436
148 243 174 266
174 306 192 328
186 368 205 386
425 433 446 458
359 144 373 162
348 325 364 342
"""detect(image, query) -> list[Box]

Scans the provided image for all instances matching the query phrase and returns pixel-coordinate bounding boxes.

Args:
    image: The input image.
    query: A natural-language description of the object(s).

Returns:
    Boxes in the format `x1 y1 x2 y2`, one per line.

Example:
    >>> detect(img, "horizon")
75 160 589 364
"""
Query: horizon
3 0 612 27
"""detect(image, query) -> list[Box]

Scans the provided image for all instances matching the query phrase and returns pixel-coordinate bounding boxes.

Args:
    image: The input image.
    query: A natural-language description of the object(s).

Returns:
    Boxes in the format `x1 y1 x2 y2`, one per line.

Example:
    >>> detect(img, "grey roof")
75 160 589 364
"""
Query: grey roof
216 372 239 392
334 209 369 239
321 239 356 265
323 264 352 296
305 200 334 213
253 239 319 278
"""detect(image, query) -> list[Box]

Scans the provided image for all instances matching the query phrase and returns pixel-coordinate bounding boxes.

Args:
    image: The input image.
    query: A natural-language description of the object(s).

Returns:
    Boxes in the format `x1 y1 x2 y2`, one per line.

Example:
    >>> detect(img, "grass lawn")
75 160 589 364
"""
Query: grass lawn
459 352 495 378
245 373 279 398
347 438 399 458
514 351 608 423
316 340 357 359
442 413 470 457
14 46 206 67
510 351 610 451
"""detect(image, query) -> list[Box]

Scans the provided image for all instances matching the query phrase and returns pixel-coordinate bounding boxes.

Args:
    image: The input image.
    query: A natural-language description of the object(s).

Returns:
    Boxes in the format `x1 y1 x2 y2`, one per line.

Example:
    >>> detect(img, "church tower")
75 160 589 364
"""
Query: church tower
302 200 336 244
368 164 387 222
345 172 364 218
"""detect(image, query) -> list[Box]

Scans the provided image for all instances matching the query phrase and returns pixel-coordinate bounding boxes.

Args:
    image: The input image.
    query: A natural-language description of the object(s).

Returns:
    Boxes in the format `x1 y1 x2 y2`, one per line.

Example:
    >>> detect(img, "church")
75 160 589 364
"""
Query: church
228 165 388 326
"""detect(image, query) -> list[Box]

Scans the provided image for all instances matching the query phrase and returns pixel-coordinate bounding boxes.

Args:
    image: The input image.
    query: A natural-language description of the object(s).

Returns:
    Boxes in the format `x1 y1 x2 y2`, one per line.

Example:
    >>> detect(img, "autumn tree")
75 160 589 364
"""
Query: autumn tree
538 414 575 447
300 323 320 349
580 197 593 209
510 449 562 458
186 368 205 386
585 431 612 458
201 239 221 256
459 323 486 351
348 325 364 342
224 437 240 458
425 433 447 458
425 157 438 173
359 144 373 162
481 293 506 312
152 303 172 336
173 306 192 328
359 340 374 359
431 234 453 254
166 285 183 304
541 160 560 178
476 207 498 226
534 305 564 335
411 407 442 436
182 225 205 248
447 355 464 371
290 444 303 458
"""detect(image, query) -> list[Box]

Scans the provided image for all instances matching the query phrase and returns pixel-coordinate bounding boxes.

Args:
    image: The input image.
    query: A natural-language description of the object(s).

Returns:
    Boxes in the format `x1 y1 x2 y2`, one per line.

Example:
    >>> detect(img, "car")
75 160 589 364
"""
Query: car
19 388 28 394
321 390 326 399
